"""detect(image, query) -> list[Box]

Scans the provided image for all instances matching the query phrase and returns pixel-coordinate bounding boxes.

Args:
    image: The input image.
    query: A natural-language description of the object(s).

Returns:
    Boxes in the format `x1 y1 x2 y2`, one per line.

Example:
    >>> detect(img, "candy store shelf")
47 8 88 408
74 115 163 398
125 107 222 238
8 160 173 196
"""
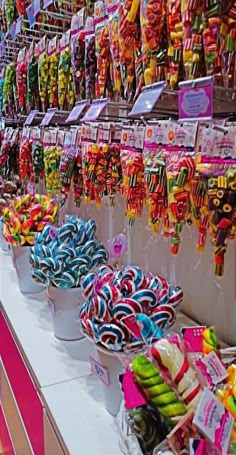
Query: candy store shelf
0 248 199 454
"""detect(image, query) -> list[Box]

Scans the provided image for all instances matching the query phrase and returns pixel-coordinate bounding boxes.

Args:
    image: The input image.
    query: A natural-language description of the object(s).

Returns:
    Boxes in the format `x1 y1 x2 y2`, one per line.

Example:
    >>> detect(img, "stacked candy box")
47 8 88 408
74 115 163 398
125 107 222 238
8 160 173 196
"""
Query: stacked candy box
120 328 236 455
79 264 183 416
29 216 109 340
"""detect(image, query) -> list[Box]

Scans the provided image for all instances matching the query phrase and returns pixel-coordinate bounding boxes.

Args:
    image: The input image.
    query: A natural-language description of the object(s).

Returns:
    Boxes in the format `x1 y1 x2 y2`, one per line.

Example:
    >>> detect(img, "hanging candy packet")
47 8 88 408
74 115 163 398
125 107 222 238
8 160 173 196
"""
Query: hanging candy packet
108 8 122 99
85 17 96 100
0 128 14 176
143 123 167 234
166 0 183 88
27 42 40 111
43 128 62 197
95 19 112 98
202 2 222 84
81 122 101 205
181 0 204 81
72 126 83 207
58 30 71 110
60 128 77 205
19 127 34 182
118 0 139 99
140 0 165 86
5 0 14 30
120 125 145 224
38 36 48 112
70 9 86 101
31 127 44 185
16 47 28 114
0 69 5 113
47 36 59 108
3 62 16 117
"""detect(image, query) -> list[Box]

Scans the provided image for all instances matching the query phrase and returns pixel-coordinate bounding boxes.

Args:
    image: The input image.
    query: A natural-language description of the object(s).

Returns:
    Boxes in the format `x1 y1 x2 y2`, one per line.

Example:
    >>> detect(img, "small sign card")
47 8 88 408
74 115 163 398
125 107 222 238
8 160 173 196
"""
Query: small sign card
193 388 233 455
65 101 89 123
24 110 39 126
26 4 36 28
178 77 213 122
181 326 206 353
129 81 167 117
89 356 110 387
40 108 57 126
81 99 109 122
195 351 228 389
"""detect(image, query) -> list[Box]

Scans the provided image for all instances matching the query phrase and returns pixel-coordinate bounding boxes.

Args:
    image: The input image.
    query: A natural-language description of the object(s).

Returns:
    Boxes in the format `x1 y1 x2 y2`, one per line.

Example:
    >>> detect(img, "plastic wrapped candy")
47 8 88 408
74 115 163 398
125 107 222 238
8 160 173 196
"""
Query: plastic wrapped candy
47 36 59 108
95 19 113 99
166 0 183 88
0 70 4 113
70 10 86 101
38 36 49 112
19 129 34 182
108 9 122 98
27 43 40 111
58 31 71 110
72 142 83 207
31 128 44 184
140 0 165 86
16 48 28 113
5 0 15 29
202 0 222 84
85 33 96 100
181 0 204 81
3 63 16 113
43 129 62 197
60 130 77 204
2 194 58 246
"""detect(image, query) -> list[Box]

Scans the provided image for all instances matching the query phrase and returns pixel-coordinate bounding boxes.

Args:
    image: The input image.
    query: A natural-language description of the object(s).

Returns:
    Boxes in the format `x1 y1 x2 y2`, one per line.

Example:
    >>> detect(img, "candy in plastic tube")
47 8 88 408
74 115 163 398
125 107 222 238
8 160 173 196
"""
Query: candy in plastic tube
38 37 49 112
27 44 40 111
47 37 59 108
166 0 183 87
85 33 96 100
16 48 28 113
108 10 122 98
58 32 71 110
132 355 187 421
71 31 86 101
152 339 202 410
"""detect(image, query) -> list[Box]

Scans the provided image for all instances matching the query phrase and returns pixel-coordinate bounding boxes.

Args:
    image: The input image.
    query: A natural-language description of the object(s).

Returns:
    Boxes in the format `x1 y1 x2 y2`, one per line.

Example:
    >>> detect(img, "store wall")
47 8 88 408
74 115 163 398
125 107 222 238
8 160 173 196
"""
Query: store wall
68 196 236 346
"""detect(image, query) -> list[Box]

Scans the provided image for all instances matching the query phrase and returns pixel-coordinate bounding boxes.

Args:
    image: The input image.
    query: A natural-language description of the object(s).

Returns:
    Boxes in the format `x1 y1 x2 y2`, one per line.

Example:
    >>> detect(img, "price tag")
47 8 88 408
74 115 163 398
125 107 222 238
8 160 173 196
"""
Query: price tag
48 299 55 317
195 351 228 388
24 110 39 126
178 77 213 122
81 99 109 122
89 356 110 387
66 101 89 123
26 4 36 28
40 108 57 126
15 16 23 36
129 81 167 117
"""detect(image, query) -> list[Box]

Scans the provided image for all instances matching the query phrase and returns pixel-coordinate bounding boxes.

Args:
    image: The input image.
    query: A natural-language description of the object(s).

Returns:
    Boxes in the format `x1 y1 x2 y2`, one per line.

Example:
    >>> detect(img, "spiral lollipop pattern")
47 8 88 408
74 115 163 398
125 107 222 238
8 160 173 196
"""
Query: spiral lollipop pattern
30 217 108 289
79 264 183 352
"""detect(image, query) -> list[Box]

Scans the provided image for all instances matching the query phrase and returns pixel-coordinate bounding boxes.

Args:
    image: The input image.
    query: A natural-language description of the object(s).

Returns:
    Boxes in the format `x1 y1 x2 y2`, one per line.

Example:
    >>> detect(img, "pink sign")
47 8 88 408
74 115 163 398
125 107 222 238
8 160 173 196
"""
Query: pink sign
178 84 213 121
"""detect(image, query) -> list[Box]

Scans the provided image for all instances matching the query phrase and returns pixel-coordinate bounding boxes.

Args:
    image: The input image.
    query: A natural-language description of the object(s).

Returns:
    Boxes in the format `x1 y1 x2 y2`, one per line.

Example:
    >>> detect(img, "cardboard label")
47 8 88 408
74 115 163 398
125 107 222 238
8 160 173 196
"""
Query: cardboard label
181 326 206 353
89 356 110 387
178 84 213 121
81 99 109 122
189 438 206 455
193 388 233 455
195 352 227 388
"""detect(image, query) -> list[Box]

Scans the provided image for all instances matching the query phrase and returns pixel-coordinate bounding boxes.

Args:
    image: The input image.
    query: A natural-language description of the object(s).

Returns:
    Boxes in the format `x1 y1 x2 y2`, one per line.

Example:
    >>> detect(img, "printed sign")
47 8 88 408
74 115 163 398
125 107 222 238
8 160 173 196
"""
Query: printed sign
89 356 110 387
26 4 36 28
40 108 57 126
193 388 233 455
195 351 227 388
178 83 213 121
24 110 39 126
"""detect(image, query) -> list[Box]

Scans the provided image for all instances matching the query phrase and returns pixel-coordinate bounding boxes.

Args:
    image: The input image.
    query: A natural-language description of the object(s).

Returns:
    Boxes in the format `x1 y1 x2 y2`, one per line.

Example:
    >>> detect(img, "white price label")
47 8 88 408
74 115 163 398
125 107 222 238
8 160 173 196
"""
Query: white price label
89 356 110 387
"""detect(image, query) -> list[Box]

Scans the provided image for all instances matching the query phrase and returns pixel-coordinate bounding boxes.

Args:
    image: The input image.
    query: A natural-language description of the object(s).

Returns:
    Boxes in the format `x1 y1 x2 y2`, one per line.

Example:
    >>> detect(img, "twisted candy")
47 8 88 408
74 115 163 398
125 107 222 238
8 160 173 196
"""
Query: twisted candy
132 355 187 420
152 339 202 410
30 217 108 288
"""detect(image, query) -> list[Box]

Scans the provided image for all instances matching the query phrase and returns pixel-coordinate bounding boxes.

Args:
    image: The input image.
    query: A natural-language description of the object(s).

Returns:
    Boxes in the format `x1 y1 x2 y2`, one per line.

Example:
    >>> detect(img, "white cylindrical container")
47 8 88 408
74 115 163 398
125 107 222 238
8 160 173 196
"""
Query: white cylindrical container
47 286 85 341
12 246 43 294
96 345 123 416
0 220 8 252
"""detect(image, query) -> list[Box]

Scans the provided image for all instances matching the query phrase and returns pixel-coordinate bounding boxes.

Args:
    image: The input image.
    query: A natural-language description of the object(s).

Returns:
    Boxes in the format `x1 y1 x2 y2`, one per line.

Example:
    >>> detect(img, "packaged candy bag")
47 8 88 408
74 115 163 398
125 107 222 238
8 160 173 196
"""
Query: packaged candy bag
31 127 44 185
19 127 34 182
3 62 16 117
47 36 59 108
16 47 28 113
95 19 113 98
108 9 122 98
0 69 5 113
38 36 49 112
43 128 62 197
71 10 86 101
27 42 40 111
58 31 71 110
85 19 96 100
181 0 204 81
60 129 77 205
166 0 183 88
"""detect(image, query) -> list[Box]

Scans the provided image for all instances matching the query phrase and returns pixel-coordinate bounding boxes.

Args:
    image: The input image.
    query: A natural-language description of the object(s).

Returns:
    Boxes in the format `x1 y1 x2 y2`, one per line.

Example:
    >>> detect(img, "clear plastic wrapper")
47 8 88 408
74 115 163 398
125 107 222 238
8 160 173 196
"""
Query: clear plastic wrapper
38 36 48 112
43 128 62 197
27 43 40 111
59 129 77 205
181 0 204 80
85 33 96 100
108 9 122 98
0 70 4 113
166 0 183 88
71 10 86 101
95 19 113 98
16 47 28 113
47 36 59 108
58 31 71 110
31 128 44 185
19 128 34 182
3 62 16 117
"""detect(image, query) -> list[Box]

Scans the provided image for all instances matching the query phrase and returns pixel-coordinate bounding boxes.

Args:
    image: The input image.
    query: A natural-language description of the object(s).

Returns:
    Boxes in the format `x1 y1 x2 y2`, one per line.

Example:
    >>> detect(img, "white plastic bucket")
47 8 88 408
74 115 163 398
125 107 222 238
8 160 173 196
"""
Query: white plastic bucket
47 286 85 341
0 220 8 252
96 345 123 416
12 245 43 294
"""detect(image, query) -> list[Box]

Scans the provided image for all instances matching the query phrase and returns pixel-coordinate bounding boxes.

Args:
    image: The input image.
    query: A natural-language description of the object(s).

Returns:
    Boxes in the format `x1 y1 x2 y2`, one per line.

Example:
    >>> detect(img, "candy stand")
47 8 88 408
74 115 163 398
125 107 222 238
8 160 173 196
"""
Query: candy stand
0 0 236 454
